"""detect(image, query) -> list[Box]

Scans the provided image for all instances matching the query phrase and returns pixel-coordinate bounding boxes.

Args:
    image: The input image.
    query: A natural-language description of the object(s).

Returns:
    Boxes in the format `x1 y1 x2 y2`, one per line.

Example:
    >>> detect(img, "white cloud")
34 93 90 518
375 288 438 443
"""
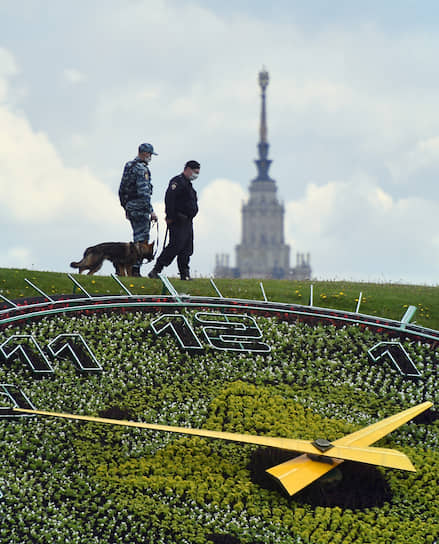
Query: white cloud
0 51 126 273
275 78 355 114
0 107 120 224
286 177 439 283
196 178 246 249
387 136 439 181
0 48 17 77
0 47 18 103
63 68 85 84
0 246 32 269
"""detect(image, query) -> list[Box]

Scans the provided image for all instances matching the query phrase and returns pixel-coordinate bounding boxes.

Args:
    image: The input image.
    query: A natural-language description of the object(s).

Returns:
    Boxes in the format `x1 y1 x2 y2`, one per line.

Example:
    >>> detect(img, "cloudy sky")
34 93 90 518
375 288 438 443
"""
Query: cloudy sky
1 0 439 285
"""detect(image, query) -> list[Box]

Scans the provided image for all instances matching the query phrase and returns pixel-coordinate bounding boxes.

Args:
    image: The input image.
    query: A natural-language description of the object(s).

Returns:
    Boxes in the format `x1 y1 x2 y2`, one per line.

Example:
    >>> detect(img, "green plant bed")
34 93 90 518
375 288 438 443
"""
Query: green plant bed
0 308 438 543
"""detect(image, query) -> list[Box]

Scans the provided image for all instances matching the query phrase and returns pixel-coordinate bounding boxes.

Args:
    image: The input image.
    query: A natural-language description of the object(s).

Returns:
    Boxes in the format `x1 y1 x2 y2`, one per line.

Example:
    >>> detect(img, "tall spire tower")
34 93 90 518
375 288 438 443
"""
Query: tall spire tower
214 69 312 281
255 67 272 181
235 68 291 279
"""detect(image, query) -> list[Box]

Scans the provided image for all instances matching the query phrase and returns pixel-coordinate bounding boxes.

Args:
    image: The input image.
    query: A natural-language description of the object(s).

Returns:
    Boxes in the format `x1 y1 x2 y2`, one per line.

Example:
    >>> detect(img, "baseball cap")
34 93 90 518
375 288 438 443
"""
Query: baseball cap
139 143 158 155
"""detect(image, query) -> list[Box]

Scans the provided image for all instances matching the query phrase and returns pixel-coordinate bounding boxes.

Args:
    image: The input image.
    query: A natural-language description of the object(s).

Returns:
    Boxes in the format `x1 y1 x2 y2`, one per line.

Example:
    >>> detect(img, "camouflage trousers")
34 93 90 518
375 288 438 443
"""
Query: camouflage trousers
125 201 151 271
125 201 151 243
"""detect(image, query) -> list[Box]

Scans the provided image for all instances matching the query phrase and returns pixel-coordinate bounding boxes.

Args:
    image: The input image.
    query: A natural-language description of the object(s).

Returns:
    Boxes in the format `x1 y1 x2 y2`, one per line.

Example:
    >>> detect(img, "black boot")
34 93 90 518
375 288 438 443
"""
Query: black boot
179 269 191 281
148 267 161 279
132 266 142 277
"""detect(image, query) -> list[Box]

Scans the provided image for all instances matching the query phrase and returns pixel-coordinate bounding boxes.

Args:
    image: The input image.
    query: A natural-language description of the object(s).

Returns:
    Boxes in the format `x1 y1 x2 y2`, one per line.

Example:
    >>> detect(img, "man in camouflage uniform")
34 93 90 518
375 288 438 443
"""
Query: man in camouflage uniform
119 142 158 276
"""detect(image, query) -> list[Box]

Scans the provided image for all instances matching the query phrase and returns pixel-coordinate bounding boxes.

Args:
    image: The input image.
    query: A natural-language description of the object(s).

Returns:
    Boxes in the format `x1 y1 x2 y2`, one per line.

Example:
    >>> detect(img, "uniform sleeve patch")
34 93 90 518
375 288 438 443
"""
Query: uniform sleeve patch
171 182 177 190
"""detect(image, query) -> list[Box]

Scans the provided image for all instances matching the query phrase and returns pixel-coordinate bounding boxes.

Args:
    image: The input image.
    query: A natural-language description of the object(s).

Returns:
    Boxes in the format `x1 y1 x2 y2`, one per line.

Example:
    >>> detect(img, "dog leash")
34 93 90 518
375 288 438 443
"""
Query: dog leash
151 220 159 259
162 225 169 252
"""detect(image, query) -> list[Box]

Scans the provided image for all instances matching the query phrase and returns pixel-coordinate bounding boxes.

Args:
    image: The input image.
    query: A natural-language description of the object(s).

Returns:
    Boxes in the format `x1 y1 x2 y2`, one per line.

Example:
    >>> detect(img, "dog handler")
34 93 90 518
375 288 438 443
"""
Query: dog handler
119 143 158 276
148 160 200 280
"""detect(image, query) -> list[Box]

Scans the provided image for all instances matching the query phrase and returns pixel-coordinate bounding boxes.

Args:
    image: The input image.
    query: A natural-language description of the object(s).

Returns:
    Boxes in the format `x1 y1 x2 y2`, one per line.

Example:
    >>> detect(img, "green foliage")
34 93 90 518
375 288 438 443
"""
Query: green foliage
0 306 438 543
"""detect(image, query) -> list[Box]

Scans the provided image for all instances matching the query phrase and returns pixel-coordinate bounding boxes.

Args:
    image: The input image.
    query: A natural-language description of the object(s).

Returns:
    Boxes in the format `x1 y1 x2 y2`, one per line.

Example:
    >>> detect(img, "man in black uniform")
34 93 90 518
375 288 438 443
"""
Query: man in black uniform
148 160 200 280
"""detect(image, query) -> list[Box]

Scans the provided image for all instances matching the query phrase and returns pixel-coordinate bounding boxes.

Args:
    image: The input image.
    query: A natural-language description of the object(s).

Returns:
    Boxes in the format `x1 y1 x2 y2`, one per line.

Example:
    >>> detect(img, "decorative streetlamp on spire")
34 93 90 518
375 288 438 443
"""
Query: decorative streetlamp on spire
255 66 273 181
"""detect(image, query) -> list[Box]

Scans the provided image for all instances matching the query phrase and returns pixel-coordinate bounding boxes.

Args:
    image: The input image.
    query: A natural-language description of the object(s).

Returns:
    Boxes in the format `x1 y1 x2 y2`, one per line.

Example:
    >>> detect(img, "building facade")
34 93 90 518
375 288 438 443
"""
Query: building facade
215 69 311 281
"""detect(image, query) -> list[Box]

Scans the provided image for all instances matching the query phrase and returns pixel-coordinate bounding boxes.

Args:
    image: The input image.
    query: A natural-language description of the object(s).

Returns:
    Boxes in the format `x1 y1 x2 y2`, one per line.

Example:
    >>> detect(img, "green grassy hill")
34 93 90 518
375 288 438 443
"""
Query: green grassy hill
1 267 438 330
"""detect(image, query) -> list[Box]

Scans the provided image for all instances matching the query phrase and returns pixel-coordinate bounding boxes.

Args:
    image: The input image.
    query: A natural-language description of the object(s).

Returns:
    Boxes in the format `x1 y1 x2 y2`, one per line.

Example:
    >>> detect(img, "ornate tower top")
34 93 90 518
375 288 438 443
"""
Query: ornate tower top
254 67 273 181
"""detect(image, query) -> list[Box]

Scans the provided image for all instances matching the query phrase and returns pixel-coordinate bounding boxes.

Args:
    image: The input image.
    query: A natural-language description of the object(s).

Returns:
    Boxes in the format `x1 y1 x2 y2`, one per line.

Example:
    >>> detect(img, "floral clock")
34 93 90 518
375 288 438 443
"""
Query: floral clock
0 278 438 544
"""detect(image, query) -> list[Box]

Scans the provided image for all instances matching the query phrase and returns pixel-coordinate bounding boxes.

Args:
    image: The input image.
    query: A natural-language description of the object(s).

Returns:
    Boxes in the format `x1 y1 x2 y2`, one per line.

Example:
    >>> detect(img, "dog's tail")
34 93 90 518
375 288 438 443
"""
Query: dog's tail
70 247 92 269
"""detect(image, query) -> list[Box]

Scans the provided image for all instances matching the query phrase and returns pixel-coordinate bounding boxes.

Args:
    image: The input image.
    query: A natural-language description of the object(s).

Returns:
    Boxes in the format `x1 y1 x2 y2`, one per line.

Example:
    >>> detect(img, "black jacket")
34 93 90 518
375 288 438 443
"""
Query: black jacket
165 173 198 221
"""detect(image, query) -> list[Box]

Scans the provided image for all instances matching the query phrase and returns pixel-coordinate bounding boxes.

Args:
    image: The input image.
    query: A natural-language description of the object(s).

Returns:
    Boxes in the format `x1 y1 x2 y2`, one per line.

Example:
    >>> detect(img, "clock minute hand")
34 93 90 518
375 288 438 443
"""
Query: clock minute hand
13 404 428 471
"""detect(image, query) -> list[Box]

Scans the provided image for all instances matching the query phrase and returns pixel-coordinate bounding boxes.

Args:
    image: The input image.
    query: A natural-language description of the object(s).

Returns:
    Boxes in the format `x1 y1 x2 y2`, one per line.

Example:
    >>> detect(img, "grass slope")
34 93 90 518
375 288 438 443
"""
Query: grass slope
1 267 438 331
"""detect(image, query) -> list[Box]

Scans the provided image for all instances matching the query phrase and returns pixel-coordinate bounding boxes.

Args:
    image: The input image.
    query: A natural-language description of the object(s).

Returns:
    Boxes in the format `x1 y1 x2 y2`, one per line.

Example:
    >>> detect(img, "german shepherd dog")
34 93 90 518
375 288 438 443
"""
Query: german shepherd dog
70 240 154 276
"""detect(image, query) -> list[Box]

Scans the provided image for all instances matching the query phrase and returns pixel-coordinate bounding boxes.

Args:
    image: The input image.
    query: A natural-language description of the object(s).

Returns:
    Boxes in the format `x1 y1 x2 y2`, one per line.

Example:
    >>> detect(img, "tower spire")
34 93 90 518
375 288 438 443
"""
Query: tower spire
259 68 268 143
254 66 273 181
